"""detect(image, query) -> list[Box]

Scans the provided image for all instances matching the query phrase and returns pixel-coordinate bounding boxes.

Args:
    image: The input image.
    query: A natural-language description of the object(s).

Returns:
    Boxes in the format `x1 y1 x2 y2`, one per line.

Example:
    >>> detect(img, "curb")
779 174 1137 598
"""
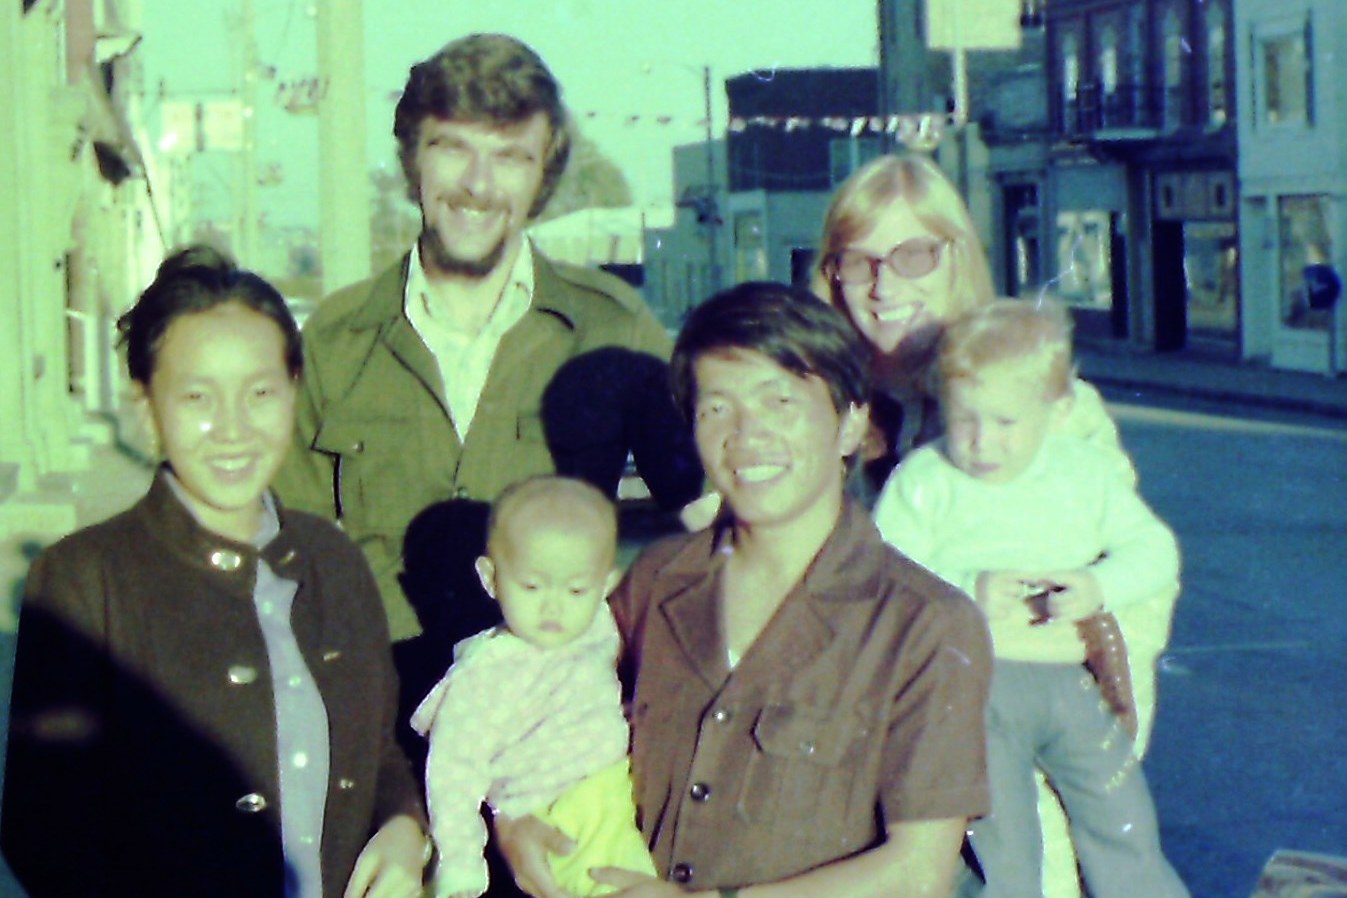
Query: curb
1083 370 1347 421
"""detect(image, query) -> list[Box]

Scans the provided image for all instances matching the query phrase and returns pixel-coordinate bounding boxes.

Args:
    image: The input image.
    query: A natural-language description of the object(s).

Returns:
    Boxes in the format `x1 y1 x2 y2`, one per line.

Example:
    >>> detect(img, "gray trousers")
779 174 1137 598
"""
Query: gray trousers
960 660 1190 898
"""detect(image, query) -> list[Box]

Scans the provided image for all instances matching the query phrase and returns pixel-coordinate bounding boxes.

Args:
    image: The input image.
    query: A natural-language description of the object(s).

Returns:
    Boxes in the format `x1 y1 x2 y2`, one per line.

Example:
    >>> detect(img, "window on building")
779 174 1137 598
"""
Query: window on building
1162 7 1184 129
1206 3 1228 126
1278 195 1335 332
1061 33 1079 131
1054 210 1113 310
828 138 882 187
1099 25 1119 126
1004 183 1041 296
733 211 767 282
1260 25 1311 126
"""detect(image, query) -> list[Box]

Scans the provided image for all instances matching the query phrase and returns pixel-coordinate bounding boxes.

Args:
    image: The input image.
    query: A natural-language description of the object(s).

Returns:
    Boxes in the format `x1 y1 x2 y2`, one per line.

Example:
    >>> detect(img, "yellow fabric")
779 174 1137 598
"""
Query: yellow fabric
536 758 656 896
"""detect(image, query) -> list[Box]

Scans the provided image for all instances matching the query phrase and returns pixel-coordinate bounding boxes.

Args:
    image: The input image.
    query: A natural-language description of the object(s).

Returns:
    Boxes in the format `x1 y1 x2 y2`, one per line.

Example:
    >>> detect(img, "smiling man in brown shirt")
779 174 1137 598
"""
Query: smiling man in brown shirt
498 281 992 898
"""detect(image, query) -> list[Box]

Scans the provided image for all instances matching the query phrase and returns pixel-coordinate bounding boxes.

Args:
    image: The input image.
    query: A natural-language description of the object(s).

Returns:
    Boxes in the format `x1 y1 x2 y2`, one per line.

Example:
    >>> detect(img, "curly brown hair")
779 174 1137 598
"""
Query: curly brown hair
393 34 571 218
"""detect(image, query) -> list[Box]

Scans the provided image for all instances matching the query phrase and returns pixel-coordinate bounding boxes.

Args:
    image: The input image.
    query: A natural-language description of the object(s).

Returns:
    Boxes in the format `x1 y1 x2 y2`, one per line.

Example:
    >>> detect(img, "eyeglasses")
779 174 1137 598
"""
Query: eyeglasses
830 238 949 284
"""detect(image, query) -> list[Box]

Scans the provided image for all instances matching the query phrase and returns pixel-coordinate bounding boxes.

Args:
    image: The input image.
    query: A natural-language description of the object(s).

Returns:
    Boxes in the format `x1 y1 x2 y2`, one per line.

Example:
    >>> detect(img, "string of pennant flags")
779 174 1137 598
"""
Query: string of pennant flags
296 84 956 148
338 87 960 146
570 109 956 148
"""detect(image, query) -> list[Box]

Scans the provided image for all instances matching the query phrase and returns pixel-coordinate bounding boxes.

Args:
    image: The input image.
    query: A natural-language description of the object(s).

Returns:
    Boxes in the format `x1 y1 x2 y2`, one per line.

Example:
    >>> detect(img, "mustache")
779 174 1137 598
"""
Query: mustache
440 191 507 213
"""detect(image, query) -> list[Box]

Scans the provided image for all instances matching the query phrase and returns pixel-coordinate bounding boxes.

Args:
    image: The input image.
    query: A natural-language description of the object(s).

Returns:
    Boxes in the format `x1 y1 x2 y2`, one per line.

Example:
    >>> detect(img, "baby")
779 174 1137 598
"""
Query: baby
411 476 655 898
873 299 1189 898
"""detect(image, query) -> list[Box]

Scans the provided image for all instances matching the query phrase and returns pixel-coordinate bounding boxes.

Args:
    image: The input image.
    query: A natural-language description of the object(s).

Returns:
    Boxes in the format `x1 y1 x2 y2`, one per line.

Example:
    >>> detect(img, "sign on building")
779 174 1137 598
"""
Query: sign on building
157 99 246 153
926 0 1022 50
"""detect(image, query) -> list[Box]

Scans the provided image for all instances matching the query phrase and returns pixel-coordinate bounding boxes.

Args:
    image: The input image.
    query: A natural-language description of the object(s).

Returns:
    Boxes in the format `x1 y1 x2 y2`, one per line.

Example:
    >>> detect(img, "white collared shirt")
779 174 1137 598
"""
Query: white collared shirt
404 239 535 440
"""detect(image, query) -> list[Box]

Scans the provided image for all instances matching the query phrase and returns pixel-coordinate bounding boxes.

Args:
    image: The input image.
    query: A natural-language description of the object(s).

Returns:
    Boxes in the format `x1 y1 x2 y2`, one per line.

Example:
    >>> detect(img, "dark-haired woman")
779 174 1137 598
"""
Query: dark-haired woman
2 245 429 898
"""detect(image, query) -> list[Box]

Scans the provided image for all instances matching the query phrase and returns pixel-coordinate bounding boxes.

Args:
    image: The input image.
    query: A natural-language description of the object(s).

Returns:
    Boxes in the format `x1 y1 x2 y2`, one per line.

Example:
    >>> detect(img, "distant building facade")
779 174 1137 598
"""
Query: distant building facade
880 0 1244 361
1 0 162 528
1236 0 1347 374
642 67 880 326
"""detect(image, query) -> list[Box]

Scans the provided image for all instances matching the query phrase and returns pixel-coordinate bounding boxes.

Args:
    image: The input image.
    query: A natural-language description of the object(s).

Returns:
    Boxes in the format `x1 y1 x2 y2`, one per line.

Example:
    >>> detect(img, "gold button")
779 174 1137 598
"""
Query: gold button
338 778 356 790
322 650 342 662
227 665 258 685
210 550 242 571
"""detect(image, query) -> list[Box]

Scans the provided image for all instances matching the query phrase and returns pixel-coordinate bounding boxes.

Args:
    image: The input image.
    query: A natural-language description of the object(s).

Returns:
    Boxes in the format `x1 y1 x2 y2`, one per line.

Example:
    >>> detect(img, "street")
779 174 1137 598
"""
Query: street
0 388 1344 898
1101 389 1347 898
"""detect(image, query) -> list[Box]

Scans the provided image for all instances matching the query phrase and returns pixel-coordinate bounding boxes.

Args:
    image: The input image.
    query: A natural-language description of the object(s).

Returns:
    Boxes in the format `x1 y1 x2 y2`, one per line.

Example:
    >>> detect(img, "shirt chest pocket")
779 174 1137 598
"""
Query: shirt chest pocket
314 412 425 532
738 701 873 828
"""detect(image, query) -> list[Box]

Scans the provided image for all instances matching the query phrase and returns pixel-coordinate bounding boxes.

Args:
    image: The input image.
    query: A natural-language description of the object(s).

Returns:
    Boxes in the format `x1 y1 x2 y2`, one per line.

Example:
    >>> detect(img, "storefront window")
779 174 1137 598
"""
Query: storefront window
1183 222 1238 336
733 210 767 281
1054 210 1112 310
1278 195 1335 331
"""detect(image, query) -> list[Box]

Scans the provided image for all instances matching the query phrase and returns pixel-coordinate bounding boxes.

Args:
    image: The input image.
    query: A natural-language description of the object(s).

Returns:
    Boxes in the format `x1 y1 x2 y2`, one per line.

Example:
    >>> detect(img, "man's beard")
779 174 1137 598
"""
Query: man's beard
420 224 508 279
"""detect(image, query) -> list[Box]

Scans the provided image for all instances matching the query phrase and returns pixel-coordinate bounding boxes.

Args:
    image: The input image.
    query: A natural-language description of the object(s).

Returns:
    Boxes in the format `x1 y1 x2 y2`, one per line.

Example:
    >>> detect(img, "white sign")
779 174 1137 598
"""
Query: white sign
202 100 246 152
926 0 1022 51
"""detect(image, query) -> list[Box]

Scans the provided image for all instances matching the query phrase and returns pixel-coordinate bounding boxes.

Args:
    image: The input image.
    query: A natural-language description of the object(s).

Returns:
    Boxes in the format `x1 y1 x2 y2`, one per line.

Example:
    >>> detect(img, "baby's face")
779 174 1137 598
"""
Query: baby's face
482 523 618 650
941 360 1068 485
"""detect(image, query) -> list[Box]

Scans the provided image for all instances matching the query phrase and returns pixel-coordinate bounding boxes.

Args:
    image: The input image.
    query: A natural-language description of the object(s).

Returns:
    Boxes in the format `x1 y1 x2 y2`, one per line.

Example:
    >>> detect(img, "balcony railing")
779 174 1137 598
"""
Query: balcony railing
1061 81 1177 137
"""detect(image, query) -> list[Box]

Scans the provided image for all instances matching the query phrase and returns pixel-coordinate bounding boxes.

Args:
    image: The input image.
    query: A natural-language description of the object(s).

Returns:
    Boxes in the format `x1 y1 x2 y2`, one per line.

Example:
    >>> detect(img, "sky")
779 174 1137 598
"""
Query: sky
136 0 881 231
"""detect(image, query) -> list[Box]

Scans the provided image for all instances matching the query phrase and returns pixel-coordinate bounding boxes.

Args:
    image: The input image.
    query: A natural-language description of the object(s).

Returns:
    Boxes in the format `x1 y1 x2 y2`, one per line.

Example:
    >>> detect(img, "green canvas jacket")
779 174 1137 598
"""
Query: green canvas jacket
274 248 701 640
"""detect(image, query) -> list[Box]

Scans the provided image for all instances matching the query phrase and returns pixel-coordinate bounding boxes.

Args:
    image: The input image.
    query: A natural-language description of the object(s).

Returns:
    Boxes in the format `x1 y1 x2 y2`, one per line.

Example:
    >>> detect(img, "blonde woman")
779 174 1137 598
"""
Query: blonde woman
816 153 1179 898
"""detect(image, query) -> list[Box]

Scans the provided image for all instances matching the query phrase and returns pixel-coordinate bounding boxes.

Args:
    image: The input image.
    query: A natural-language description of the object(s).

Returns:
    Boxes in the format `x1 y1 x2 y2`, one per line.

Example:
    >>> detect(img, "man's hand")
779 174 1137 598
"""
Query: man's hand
679 491 722 531
492 812 576 898
343 814 428 898
1040 569 1104 622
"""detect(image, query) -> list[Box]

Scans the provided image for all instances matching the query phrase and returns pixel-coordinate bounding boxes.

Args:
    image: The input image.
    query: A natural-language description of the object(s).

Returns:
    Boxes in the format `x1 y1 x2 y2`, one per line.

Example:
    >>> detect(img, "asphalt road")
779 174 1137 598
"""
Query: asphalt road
1102 389 1347 898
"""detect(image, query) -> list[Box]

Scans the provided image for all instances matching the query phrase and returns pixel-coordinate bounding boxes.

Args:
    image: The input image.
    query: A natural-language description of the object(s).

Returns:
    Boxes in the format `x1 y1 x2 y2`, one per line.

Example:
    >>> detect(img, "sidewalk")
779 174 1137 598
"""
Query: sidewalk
0 434 152 632
1076 340 1347 420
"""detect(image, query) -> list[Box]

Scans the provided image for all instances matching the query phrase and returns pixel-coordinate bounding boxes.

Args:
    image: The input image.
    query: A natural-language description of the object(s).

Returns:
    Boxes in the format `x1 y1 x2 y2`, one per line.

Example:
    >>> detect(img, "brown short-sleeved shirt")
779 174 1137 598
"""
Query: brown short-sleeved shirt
610 501 992 890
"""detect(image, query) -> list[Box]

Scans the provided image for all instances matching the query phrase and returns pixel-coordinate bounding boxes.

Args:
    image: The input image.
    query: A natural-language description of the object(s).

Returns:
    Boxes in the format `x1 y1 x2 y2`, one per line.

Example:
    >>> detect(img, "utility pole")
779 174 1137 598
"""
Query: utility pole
702 65 722 294
237 0 259 265
316 0 371 295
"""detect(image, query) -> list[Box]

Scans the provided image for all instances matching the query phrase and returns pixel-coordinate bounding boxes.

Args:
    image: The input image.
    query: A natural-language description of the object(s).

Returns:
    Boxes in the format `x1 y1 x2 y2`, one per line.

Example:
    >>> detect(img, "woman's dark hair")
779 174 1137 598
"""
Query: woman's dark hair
117 244 302 385
671 281 871 421
393 33 571 218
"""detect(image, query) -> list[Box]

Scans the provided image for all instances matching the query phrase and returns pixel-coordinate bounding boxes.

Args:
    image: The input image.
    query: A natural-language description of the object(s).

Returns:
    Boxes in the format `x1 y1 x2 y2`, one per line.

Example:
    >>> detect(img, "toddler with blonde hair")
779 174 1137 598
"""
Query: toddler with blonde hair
874 299 1189 898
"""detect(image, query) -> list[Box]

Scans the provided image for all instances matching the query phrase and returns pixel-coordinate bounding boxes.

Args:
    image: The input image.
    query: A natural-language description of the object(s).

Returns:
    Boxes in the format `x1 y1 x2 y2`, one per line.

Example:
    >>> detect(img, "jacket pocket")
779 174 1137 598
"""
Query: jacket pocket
314 412 419 533
737 699 870 828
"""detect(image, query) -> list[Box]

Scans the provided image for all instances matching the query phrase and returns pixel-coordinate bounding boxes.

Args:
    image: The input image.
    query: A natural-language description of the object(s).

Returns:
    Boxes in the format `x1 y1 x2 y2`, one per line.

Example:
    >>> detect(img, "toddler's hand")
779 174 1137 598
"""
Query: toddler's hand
975 571 1039 621
1041 569 1104 622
